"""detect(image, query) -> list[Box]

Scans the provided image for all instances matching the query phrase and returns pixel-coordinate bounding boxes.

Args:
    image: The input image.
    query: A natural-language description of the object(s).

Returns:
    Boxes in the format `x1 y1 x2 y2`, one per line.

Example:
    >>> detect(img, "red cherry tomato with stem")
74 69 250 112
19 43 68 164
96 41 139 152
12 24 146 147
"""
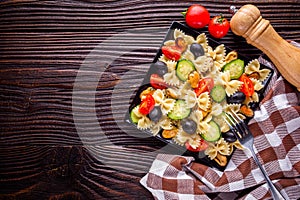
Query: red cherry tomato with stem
182 4 210 29
208 14 230 38
194 77 214 96
239 74 254 97
139 94 155 115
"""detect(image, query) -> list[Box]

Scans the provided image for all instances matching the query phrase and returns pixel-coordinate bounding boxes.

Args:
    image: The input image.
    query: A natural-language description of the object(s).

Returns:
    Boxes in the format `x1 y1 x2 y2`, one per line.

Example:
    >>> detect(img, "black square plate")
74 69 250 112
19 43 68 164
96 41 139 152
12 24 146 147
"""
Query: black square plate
125 21 273 171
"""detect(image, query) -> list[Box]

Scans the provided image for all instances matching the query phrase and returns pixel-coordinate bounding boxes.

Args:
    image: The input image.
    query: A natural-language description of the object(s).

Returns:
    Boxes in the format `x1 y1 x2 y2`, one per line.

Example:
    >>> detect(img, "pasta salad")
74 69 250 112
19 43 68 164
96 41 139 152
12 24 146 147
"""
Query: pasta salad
129 27 271 167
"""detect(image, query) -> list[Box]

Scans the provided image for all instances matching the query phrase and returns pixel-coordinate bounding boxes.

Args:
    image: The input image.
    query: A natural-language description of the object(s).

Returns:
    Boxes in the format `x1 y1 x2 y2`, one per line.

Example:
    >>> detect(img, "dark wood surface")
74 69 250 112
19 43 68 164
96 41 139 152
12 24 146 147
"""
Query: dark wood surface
1 0 299 199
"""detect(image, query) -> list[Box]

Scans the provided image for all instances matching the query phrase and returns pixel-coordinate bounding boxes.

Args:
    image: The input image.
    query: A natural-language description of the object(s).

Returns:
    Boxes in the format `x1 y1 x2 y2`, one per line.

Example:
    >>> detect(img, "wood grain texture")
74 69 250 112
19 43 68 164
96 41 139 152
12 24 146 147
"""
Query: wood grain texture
0 0 299 199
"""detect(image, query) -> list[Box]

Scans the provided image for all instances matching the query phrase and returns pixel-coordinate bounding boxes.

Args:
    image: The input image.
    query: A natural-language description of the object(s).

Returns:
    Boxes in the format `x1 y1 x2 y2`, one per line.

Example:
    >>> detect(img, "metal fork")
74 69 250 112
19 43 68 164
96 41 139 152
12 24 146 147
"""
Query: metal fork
223 110 285 200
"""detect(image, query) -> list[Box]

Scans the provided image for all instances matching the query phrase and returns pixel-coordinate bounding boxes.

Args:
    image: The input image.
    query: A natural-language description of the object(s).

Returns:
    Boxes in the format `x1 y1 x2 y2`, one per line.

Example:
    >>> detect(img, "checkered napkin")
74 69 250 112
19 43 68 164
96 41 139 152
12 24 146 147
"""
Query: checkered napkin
140 43 300 200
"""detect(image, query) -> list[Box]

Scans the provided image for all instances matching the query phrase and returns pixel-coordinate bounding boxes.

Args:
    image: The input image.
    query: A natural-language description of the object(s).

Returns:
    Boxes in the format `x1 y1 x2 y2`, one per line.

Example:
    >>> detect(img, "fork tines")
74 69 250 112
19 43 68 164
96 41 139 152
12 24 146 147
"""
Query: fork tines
223 110 249 140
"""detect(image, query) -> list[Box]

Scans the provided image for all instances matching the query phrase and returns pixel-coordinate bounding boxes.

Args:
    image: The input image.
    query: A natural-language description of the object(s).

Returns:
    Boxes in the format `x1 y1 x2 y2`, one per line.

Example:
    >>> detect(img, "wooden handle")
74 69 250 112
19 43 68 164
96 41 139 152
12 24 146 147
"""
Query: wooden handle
230 4 300 91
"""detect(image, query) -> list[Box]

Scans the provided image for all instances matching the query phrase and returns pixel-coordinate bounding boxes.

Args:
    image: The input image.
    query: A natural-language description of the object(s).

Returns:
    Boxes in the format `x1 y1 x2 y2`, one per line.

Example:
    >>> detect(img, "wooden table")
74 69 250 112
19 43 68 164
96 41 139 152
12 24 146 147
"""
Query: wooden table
1 0 299 199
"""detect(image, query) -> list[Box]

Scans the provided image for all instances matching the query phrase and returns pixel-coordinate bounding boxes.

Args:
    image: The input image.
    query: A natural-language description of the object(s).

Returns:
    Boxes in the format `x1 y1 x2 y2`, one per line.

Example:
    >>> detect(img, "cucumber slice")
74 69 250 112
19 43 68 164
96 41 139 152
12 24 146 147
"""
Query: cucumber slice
201 120 221 142
176 59 195 81
223 59 244 79
130 105 140 124
210 85 226 103
168 99 191 120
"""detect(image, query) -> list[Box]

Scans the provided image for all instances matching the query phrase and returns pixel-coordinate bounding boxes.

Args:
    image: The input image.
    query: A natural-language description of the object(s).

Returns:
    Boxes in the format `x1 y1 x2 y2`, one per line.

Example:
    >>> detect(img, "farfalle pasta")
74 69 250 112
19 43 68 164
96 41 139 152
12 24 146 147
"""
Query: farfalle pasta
197 92 211 111
152 89 175 114
131 106 152 130
194 56 214 74
184 90 198 108
128 24 272 169
150 115 173 136
196 33 208 51
218 71 243 96
205 138 230 160
207 44 226 63
245 59 271 82
211 103 223 116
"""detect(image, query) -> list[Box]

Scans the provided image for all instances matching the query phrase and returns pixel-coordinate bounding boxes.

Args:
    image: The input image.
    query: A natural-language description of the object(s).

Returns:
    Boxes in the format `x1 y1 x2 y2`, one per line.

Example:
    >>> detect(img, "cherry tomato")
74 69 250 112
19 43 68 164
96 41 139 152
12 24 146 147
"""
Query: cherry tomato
182 4 210 29
150 74 168 89
161 45 181 61
208 14 230 38
239 74 254 97
185 139 208 152
139 94 155 115
194 77 214 96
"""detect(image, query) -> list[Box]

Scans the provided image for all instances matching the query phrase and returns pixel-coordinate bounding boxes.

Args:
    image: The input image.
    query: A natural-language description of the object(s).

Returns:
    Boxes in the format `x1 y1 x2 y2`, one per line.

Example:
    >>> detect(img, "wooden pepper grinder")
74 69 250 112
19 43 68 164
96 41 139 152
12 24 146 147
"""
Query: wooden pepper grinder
230 4 300 91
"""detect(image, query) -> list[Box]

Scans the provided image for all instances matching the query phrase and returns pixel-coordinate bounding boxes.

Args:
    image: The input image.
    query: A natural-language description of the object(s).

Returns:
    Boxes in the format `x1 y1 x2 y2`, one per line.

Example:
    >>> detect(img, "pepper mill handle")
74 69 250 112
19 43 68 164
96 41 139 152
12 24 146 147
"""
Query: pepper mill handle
230 4 300 91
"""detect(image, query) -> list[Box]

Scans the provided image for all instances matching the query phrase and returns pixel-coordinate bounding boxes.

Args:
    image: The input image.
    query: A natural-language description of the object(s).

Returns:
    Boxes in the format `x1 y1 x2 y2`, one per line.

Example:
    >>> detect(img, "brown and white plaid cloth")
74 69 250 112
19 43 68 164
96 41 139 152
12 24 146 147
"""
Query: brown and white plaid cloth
140 42 300 200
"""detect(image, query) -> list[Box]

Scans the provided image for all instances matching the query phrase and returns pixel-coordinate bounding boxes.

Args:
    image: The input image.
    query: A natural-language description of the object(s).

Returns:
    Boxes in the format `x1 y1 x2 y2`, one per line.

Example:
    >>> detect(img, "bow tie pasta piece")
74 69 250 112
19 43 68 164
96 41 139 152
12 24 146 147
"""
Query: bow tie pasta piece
152 89 165 104
195 33 208 51
152 89 176 115
218 71 243 96
165 60 177 71
173 128 194 146
198 113 212 134
197 92 211 111
194 56 214 75
212 44 226 64
164 70 181 86
184 90 198 108
171 28 195 46
137 116 152 130
150 115 173 136
251 78 264 91
187 134 202 149
211 102 223 116
245 59 271 82
205 138 230 160
130 105 152 129
177 82 192 98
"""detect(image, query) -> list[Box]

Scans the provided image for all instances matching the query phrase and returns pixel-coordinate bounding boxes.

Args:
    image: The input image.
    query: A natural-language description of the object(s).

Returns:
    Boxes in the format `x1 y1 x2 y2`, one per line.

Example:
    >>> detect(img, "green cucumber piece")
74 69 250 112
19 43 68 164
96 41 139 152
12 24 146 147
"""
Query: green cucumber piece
168 99 191 120
176 59 195 81
130 105 140 124
223 59 244 79
201 120 221 142
210 85 226 103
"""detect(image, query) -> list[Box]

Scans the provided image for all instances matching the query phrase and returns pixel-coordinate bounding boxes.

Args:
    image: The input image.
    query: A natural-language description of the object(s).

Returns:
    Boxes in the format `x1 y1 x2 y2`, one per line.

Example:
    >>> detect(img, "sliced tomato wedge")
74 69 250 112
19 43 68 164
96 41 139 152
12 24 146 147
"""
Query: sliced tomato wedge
150 74 168 89
139 94 155 115
239 74 254 97
194 77 214 96
185 139 208 152
161 45 181 61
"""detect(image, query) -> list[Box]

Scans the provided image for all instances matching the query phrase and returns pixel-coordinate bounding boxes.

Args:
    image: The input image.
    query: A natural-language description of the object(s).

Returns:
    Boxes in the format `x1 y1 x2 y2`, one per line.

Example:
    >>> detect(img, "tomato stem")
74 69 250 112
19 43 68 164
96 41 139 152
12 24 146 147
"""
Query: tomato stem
216 13 225 23
181 9 187 18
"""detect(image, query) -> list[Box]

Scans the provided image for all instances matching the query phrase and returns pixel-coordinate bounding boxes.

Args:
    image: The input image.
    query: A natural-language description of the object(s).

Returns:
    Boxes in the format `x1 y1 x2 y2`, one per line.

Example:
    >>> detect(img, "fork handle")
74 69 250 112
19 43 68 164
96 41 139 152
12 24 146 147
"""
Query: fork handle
249 147 286 200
